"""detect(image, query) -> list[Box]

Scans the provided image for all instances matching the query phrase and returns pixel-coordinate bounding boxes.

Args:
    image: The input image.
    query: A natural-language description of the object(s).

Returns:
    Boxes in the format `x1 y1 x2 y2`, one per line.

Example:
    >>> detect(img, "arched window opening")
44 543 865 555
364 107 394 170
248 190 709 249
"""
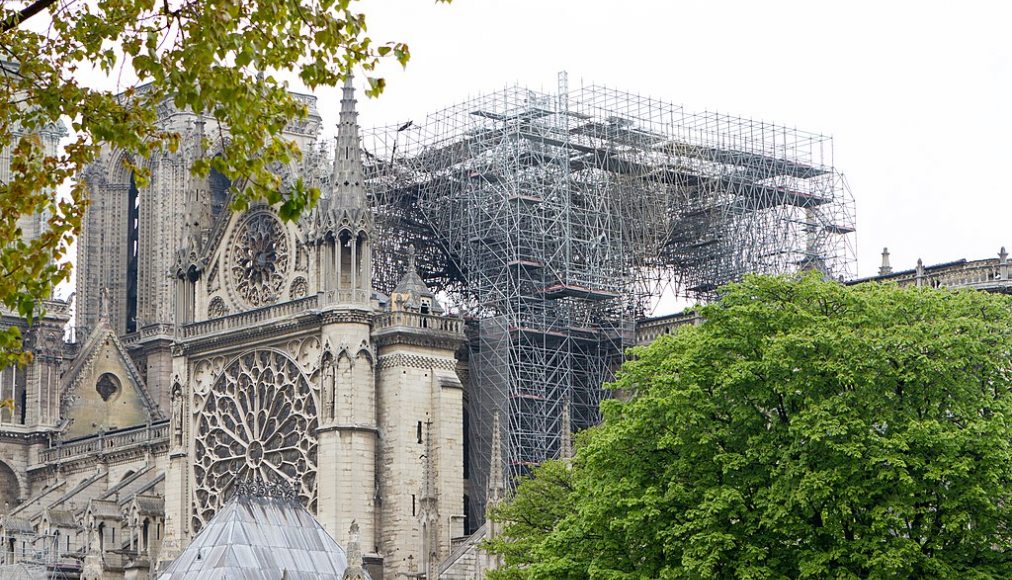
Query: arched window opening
209 167 231 221
0 461 21 509
356 232 369 291
339 231 353 288
126 171 140 333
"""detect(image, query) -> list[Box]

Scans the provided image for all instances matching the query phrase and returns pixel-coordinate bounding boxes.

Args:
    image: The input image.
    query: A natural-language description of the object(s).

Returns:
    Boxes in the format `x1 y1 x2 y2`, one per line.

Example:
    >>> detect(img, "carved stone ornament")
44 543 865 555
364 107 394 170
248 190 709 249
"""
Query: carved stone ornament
207 296 229 319
289 276 308 300
192 350 317 531
228 210 290 308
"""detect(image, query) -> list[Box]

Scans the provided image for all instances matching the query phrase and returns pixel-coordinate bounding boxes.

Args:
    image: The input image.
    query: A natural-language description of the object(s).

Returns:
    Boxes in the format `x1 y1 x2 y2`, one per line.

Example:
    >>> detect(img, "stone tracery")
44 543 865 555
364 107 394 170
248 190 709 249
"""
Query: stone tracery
191 350 317 531
228 210 289 307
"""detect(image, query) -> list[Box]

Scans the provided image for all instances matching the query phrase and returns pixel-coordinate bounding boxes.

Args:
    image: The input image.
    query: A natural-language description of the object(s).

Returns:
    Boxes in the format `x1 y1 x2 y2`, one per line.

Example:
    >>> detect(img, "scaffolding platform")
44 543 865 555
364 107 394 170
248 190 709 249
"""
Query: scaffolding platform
362 73 856 528
540 284 621 301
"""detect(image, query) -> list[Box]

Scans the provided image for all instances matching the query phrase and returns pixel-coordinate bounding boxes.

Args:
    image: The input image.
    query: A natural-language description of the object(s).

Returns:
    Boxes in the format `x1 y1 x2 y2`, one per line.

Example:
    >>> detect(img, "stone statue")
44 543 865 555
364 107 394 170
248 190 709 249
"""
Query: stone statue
321 354 335 421
170 381 184 447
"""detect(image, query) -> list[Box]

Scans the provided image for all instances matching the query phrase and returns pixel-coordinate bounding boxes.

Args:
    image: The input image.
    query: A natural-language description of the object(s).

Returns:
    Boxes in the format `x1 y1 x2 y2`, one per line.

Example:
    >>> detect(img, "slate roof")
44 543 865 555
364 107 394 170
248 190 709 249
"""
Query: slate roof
87 499 123 520
158 493 364 580
389 247 444 314
2 516 34 534
44 509 78 528
132 495 164 517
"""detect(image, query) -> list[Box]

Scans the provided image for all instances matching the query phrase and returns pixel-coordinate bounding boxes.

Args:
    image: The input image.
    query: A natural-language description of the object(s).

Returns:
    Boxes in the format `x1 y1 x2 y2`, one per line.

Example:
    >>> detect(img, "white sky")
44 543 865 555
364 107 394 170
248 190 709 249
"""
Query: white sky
308 0 1011 282
50 0 1012 309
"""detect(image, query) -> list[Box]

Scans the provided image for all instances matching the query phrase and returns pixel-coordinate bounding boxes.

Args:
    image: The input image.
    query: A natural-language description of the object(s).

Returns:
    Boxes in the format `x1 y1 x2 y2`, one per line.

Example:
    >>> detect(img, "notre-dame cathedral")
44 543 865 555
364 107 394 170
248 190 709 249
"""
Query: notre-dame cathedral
0 80 492 579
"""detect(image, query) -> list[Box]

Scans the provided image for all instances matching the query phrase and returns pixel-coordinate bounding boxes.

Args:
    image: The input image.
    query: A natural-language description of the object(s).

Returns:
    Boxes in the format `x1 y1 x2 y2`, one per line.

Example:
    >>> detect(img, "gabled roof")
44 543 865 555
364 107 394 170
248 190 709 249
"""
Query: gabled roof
158 492 362 580
86 499 123 520
131 495 164 518
1 516 35 534
43 509 78 528
59 317 162 427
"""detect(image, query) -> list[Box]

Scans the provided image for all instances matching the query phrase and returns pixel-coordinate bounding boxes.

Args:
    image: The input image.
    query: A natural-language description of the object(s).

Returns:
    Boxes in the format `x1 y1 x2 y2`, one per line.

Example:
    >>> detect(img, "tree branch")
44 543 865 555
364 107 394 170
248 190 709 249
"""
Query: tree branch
2 0 60 33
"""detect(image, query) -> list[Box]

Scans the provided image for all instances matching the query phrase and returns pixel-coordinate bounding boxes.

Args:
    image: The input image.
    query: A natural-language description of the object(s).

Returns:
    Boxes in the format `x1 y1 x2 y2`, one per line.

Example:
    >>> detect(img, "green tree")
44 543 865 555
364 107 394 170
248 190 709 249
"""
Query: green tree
488 274 1012 579
1 0 444 367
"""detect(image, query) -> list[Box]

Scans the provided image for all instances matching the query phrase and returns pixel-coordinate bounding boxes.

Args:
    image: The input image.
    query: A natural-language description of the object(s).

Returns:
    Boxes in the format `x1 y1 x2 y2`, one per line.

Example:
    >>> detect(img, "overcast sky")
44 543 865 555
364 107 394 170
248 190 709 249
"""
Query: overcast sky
307 0 1010 282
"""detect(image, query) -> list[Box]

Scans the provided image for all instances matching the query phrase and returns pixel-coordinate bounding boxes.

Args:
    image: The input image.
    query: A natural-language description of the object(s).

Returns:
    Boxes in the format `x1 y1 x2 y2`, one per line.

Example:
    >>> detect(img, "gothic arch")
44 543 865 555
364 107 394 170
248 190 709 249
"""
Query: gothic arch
355 347 374 367
0 460 23 513
336 347 353 366
106 148 138 185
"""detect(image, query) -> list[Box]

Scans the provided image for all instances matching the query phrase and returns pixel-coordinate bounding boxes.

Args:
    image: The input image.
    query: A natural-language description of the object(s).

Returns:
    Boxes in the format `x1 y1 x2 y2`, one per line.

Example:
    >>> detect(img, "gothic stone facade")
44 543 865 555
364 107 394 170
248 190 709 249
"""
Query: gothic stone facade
0 81 469 580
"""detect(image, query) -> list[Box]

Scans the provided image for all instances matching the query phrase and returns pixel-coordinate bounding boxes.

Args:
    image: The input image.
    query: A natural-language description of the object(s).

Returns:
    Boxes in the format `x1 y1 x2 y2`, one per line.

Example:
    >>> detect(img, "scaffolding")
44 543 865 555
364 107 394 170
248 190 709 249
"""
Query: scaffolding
362 74 856 523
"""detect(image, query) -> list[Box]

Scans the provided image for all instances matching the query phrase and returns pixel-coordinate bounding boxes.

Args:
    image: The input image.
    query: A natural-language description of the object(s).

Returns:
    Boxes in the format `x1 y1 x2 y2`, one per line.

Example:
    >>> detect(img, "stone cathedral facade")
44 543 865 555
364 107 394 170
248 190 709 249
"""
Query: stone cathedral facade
0 81 475 579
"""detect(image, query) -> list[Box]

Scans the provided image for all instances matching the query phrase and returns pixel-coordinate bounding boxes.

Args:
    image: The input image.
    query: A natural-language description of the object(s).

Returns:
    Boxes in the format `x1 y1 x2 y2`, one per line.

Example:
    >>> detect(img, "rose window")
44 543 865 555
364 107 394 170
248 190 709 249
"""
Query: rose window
192 350 317 531
229 211 289 307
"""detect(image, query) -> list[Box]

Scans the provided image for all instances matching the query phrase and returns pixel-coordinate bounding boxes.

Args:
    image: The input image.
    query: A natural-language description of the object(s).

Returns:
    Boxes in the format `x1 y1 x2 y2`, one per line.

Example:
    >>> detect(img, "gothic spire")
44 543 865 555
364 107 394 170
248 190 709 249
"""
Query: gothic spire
421 418 437 503
560 397 573 462
420 418 441 580
332 75 367 209
487 410 505 505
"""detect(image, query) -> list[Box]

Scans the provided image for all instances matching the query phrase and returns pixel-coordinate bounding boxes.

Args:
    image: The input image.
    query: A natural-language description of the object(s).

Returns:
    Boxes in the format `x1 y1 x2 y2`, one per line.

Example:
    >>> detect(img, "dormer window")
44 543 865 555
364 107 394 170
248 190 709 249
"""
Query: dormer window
420 297 431 315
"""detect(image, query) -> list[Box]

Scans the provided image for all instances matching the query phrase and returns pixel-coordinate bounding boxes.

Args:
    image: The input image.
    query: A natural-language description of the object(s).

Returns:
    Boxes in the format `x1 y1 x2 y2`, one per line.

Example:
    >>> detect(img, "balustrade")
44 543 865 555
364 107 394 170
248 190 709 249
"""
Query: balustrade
40 421 169 463
374 311 464 334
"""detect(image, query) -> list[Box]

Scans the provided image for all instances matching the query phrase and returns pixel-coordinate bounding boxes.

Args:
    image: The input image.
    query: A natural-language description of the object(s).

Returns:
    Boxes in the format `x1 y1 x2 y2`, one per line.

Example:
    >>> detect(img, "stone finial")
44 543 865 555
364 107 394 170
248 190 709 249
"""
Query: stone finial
878 247 892 276
1000 246 1008 279
915 258 925 287
347 520 362 571
487 410 505 505
343 520 367 579
1000 246 1008 264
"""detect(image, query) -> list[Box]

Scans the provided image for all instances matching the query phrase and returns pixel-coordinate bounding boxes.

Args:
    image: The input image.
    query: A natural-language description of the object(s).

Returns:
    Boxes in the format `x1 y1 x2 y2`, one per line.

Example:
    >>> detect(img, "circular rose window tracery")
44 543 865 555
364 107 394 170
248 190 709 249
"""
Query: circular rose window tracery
229 211 289 307
192 350 317 532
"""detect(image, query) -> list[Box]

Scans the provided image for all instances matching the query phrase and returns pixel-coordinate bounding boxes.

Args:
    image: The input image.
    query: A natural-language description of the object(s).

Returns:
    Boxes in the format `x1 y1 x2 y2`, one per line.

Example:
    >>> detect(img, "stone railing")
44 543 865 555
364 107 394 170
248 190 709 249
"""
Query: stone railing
374 311 465 335
41 421 169 463
320 289 372 305
120 323 175 347
877 258 1011 291
635 311 701 345
925 260 1009 290
182 295 319 339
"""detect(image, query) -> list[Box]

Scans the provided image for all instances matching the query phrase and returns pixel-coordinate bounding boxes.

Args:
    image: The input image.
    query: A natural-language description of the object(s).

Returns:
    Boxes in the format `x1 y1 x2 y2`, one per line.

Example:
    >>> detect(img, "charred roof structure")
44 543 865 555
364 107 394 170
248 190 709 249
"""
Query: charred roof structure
362 73 856 521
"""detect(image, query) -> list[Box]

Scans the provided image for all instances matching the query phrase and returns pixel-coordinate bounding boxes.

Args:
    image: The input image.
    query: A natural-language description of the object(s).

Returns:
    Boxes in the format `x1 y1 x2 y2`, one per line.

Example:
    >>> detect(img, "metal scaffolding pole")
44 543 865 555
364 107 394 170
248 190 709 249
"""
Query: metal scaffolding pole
362 77 856 526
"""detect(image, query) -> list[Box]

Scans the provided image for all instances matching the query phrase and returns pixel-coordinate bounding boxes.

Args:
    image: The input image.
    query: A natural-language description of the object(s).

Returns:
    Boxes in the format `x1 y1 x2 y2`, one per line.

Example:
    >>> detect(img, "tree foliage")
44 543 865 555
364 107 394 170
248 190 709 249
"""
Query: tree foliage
488 274 1012 579
0 0 444 367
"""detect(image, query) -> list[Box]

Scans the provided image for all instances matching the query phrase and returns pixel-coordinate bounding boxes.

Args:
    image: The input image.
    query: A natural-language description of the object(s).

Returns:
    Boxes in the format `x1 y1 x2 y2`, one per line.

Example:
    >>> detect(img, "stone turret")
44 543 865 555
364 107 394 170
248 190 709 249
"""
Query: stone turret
388 245 443 315
374 256 465 578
